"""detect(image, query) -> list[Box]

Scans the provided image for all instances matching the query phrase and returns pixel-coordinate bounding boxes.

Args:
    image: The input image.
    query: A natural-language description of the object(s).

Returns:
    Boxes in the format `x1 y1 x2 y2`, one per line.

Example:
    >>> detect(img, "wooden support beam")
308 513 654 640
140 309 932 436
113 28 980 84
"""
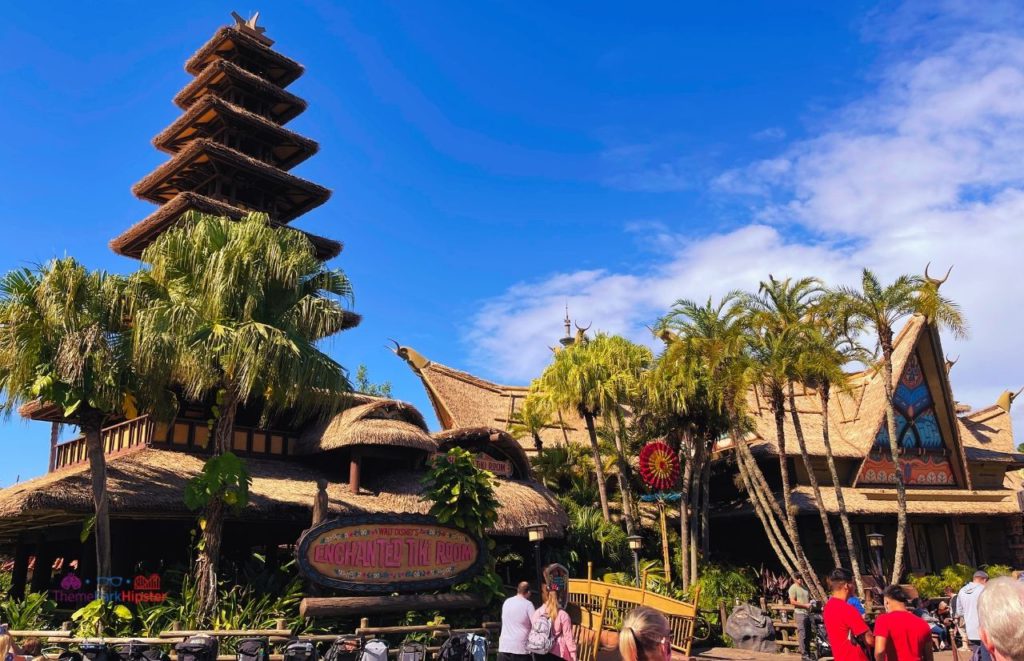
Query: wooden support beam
300 593 485 619
349 451 361 495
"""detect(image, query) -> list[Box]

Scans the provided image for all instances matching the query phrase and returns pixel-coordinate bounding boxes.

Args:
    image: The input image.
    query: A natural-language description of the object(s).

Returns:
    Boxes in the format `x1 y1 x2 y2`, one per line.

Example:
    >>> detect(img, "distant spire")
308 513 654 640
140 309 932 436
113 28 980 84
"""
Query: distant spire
560 303 575 347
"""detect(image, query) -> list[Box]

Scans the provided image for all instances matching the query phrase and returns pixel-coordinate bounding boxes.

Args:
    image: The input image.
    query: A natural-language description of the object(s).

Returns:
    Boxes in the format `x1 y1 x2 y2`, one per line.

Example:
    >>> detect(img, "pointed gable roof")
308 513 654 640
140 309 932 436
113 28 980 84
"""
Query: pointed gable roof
392 345 592 451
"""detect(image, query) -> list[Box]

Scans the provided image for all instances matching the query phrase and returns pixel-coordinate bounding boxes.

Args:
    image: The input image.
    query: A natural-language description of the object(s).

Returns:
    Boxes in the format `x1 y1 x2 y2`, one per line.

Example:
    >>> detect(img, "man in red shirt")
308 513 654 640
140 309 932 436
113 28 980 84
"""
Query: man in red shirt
874 585 933 661
824 568 875 661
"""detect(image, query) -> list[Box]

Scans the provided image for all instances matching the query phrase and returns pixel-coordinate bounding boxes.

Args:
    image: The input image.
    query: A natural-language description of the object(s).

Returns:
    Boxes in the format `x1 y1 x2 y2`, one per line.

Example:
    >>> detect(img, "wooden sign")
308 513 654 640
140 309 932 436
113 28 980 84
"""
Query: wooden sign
433 452 513 477
296 514 485 593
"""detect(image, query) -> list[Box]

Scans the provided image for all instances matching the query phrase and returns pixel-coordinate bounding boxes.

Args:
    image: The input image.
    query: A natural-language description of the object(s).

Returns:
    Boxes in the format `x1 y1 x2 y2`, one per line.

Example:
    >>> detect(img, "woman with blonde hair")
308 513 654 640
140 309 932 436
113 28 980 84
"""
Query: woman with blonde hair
0 628 15 661
529 585 577 661
619 606 672 661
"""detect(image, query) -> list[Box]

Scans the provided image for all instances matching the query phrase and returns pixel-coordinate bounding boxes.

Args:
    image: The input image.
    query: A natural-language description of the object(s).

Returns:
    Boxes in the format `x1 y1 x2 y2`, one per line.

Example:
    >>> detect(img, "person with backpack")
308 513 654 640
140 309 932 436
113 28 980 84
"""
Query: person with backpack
526 585 576 661
499 581 536 661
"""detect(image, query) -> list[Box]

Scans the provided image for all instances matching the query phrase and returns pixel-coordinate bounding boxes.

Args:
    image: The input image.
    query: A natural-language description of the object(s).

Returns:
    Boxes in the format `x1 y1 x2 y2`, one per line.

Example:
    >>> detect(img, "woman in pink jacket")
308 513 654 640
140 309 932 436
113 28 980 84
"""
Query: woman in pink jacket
532 586 577 661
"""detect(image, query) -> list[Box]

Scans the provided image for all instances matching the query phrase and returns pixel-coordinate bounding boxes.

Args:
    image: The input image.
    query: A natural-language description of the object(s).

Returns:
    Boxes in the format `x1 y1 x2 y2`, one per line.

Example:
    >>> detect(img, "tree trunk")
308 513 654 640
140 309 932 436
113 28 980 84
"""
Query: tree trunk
48 422 60 472
688 442 702 587
658 501 671 584
788 383 842 568
679 433 693 590
735 436 798 579
771 386 801 544
819 383 865 598
880 339 908 583
582 411 611 521
83 419 112 604
532 432 543 455
612 414 637 535
700 447 711 556
193 387 240 624
736 426 824 599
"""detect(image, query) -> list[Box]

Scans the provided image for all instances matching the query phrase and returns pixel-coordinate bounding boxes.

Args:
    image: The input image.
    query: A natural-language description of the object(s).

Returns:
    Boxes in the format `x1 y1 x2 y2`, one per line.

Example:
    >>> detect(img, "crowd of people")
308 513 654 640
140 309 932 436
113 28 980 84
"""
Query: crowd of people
494 565 1024 661
791 567 1024 661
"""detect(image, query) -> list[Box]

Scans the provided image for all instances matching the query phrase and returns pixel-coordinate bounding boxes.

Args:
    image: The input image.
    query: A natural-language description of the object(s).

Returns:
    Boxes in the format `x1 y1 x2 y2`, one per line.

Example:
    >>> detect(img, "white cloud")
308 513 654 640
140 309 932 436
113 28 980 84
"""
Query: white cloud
465 8 1024 428
752 127 786 142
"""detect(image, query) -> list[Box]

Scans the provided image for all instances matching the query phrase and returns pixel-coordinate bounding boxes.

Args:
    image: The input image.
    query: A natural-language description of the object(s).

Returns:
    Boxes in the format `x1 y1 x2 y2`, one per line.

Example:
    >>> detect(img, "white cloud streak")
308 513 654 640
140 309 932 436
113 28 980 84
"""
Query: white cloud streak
465 7 1024 425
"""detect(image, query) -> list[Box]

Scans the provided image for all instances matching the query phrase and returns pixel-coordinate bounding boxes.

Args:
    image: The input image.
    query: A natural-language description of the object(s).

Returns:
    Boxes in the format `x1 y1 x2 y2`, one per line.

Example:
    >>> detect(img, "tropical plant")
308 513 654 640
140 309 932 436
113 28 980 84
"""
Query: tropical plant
72 598 134 637
0 259 137 596
509 394 555 455
422 448 503 604
556 499 629 574
686 564 758 625
354 364 392 398
834 268 966 582
131 212 357 622
0 591 56 630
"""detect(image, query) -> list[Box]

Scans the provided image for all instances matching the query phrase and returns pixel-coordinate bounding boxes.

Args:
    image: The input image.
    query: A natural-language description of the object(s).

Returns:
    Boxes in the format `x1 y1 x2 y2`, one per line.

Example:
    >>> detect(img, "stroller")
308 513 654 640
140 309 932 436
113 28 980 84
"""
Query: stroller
808 600 833 661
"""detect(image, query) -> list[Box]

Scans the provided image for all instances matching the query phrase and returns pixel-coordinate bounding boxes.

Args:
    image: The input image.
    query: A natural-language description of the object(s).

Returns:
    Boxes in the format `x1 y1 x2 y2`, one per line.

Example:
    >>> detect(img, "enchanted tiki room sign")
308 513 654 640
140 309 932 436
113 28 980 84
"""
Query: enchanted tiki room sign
296 514 485 593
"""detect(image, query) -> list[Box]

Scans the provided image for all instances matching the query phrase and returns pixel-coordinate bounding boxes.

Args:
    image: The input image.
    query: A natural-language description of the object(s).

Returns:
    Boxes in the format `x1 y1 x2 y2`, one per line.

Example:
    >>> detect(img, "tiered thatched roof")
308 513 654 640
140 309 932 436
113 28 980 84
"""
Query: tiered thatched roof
297 399 435 454
174 59 307 123
0 446 567 543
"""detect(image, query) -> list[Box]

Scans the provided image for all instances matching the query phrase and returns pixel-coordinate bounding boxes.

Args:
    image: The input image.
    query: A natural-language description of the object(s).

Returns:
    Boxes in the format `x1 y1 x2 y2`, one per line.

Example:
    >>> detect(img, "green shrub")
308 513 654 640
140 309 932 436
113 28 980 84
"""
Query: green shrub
686 564 757 625
0 591 56 630
983 564 1013 579
909 574 947 599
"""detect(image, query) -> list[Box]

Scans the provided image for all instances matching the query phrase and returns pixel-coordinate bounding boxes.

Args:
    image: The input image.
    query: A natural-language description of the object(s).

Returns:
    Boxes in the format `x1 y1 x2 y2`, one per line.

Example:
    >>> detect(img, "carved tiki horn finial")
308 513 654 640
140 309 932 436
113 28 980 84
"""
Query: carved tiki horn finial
924 262 953 288
944 354 959 373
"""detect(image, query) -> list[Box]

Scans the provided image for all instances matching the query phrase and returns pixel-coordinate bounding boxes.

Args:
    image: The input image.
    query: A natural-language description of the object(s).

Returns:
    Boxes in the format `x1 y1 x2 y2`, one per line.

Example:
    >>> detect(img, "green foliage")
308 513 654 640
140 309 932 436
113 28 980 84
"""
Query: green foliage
423 448 499 536
422 448 502 604
556 499 628 574
354 364 392 398
137 563 306 642
72 598 134 637
909 574 948 599
0 591 56 630
184 452 252 512
685 564 758 625
0 570 11 595
909 563 1014 599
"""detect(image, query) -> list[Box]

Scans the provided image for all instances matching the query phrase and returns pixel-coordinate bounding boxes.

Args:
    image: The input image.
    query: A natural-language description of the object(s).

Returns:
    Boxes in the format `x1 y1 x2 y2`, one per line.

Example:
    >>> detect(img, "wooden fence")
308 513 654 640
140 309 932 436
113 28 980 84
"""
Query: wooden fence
566 563 699 657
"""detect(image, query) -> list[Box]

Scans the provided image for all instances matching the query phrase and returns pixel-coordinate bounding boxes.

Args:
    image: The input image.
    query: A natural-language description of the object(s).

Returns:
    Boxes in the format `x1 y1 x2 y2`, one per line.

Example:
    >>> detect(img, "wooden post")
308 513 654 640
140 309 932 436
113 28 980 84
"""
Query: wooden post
48 422 60 473
11 541 30 598
658 500 671 585
349 452 362 494
359 618 369 630
718 600 728 633
30 544 56 593
311 480 328 527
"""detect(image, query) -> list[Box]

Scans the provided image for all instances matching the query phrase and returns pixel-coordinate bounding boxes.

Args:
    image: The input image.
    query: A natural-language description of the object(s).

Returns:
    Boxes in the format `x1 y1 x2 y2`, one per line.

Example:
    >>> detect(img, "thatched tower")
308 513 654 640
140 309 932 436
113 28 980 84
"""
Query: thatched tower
109 12 342 262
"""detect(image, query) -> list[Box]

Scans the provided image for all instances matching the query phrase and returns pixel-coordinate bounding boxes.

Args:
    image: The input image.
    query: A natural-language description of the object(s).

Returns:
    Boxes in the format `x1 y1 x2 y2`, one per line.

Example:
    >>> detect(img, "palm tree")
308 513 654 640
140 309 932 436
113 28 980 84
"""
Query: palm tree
0 259 135 599
798 302 870 597
533 338 612 521
131 212 356 621
834 268 966 582
662 295 825 598
744 276 843 568
508 394 555 455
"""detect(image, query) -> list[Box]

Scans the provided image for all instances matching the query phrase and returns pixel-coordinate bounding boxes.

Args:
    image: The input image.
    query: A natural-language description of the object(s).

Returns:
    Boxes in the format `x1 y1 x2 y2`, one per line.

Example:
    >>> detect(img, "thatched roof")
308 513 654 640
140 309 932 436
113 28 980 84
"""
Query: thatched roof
153 94 318 169
434 427 533 479
392 346 592 453
175 60 307 124
715 483 1022 518
297 400 435 454
0 447 567 542
110 192 343 261
132 139 330 222
185 25 304 87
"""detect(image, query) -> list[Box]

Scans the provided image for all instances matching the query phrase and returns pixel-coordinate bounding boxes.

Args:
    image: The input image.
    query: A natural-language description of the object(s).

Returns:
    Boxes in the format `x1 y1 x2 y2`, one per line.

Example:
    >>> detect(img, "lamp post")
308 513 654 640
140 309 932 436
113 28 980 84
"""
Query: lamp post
867 532 885 584
527 523 548 589
627 535 643 586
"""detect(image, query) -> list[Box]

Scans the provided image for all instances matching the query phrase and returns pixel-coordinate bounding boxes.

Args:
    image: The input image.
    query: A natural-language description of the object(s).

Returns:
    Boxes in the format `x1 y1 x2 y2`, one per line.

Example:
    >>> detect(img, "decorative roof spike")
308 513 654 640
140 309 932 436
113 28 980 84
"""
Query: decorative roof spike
944 354 959 373
996 386 1024 413
231 10 274 46
574 321 591 345
924 261 953 288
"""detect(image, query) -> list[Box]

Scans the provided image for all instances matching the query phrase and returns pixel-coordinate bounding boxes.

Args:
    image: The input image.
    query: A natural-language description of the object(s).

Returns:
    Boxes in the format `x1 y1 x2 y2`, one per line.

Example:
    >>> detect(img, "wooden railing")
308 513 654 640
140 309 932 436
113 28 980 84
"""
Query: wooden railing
52 416 154 471
567 563 699 656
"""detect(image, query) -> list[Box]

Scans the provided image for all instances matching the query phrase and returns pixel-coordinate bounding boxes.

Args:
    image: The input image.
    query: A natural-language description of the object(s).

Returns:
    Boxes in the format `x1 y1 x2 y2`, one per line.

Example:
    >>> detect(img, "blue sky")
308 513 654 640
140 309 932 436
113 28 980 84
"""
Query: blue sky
3 1 1024 485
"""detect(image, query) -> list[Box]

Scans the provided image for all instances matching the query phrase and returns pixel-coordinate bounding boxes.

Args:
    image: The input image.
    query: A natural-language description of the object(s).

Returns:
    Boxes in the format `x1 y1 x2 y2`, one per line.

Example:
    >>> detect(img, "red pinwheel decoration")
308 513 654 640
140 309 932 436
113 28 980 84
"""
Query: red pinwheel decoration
638 441 680 491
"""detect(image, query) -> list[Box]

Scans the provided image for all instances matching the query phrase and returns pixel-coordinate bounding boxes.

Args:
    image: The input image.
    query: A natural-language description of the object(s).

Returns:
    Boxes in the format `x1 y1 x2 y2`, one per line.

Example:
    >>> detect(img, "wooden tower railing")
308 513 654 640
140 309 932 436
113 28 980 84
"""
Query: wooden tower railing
566 563 699 657
52 415 154 471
